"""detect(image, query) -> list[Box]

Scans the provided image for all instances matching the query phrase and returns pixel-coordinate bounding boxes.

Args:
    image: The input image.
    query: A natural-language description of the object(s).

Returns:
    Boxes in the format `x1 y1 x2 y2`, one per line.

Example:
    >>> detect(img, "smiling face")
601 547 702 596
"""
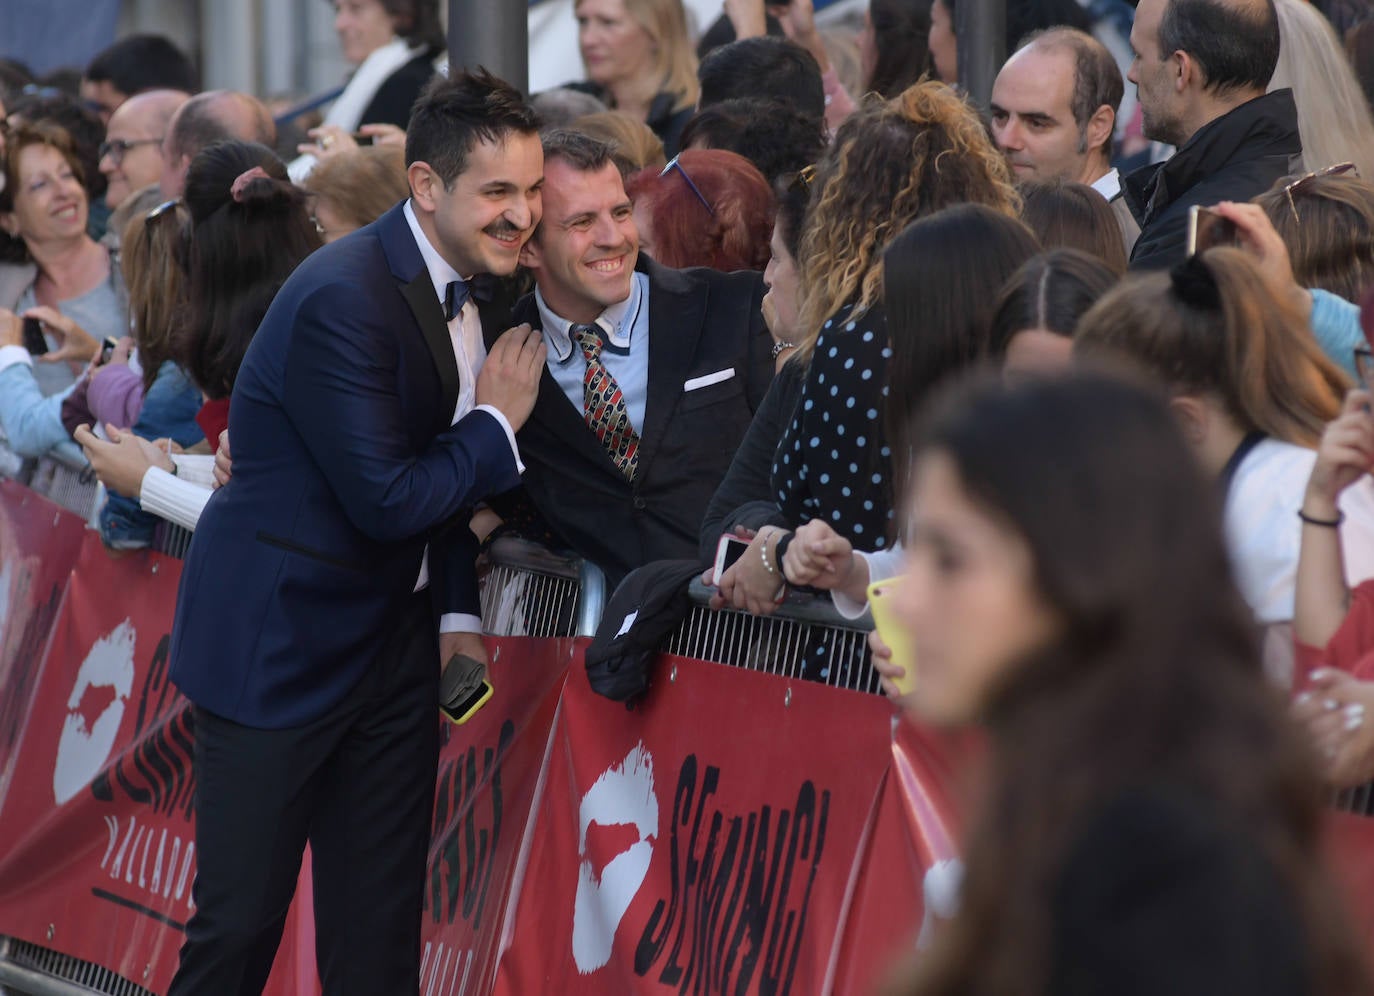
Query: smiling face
100 99 167 209
410 130 545 278
334 0 397 64
576 0 659 91
5 143 88 247
892 450 1062 726
990 47 1092 184
521 158 639 325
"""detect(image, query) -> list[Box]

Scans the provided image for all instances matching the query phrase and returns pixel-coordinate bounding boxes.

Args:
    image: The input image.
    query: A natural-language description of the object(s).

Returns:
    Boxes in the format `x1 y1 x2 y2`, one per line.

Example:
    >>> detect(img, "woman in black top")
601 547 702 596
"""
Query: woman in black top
710 81 1022 615
885 373 1369 996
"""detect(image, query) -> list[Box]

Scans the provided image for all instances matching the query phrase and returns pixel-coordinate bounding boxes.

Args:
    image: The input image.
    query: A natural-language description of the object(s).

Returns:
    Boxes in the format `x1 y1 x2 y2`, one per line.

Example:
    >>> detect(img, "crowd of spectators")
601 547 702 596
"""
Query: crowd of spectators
14 0 1374 988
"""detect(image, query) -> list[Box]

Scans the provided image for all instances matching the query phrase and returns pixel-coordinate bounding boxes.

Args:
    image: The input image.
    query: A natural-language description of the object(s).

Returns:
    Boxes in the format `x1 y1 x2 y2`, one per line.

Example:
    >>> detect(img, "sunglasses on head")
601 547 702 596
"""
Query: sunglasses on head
660 155 715 217
1284 162 1359 225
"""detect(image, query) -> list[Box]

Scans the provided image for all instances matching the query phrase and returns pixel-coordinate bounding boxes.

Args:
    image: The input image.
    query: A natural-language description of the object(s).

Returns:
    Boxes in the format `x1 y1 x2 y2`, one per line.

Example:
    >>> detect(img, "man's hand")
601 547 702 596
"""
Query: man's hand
440 631 489 672
213 429 232 489
73 423 173 497
23 306 100 365
475 324 546 432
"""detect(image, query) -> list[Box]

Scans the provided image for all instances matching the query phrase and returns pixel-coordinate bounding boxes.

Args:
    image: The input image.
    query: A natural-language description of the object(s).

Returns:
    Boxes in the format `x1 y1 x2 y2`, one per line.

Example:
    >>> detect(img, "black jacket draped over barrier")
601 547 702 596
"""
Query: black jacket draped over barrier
1124 89 1302 271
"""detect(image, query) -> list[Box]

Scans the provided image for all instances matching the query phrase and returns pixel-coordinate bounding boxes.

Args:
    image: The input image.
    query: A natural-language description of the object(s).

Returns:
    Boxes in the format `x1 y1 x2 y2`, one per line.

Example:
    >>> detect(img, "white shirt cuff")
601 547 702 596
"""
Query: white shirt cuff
831 549 902 620
0 344 34 374
474 403 525 475
139 466 212 532
439 612 482 634
169 453 217 488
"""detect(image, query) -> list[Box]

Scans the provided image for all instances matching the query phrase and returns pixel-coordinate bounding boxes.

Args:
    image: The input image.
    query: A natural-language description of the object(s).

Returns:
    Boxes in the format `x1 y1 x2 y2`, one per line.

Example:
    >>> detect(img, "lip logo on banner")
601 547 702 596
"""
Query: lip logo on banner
53 620 136 805
572 742 658 973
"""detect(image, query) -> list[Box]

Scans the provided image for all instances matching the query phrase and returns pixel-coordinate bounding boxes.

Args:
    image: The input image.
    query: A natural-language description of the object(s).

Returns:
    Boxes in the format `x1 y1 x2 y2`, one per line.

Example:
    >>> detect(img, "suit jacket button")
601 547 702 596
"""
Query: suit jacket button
633 497 647 511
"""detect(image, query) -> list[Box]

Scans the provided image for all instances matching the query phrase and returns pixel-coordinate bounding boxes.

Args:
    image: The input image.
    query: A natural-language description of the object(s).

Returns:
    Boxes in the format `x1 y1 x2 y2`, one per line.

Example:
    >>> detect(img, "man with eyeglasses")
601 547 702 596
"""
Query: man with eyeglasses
98 88 187 212
493 128 773 586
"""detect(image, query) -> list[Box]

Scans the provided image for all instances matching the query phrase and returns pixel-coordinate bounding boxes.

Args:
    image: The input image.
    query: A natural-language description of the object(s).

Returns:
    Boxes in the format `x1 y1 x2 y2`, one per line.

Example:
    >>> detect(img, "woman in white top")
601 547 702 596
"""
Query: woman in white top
1073 249 1374 678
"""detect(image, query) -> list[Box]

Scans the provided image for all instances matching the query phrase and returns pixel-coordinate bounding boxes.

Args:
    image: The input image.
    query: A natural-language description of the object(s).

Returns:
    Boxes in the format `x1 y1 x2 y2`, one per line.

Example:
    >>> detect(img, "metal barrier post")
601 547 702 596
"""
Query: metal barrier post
448 0 529 91
575 560 607 638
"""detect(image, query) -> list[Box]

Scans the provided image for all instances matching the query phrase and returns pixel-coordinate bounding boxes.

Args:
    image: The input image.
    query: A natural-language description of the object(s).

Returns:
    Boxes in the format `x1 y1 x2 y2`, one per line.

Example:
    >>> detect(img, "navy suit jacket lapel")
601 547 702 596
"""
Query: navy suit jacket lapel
637 258 705 476
376 202 460 433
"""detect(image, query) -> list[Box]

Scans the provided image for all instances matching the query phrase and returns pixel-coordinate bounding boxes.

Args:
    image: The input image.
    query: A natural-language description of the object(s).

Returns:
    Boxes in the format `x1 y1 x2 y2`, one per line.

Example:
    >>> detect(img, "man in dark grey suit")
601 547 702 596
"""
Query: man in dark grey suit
495 130 773 585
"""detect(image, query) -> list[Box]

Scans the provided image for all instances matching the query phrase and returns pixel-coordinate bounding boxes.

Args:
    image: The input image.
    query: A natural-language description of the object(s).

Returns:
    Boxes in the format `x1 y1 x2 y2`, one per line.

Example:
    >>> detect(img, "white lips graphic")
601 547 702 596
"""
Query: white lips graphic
53 620 136 805
571 742 658 973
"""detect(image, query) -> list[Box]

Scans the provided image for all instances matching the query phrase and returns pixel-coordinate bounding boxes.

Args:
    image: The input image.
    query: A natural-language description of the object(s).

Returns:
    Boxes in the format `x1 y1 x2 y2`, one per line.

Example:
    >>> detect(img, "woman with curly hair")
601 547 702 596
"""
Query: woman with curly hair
708 80 1021 619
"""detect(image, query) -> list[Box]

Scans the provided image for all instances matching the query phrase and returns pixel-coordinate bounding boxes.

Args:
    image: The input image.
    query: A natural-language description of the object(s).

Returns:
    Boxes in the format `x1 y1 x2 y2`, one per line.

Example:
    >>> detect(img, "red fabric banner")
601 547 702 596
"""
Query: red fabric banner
0 481 969 995
493 655 965 996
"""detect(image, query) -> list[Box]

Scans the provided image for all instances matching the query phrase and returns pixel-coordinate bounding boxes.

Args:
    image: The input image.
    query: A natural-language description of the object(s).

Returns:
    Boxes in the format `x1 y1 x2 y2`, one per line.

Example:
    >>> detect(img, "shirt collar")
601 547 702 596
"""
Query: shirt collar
403 199 469 312
534 271 645 363
1090 167 1122 201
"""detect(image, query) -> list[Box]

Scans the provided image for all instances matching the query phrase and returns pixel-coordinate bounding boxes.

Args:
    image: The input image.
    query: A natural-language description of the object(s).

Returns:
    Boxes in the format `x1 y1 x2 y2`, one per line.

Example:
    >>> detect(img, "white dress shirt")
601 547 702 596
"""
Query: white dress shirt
403 200 523 634
1090 167 1122 202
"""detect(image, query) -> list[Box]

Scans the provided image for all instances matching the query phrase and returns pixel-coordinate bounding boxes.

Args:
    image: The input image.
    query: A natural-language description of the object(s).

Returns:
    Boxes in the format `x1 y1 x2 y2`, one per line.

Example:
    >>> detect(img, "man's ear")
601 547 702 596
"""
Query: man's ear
1085 105 1116 160
1168 394 1208 445
519 231 543 270
408 161 440 213
1173 50 1195 94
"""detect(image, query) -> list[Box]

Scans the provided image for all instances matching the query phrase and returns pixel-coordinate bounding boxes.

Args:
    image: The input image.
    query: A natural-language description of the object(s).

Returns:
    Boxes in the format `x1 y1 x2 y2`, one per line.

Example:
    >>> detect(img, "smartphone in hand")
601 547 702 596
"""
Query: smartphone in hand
712 533 751 586
868 576 915 695
21 316 47 356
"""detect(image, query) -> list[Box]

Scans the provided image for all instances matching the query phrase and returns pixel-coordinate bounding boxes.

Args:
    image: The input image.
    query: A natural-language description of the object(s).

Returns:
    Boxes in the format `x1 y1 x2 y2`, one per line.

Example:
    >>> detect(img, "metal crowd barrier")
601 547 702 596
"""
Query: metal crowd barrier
479 536 604 638
0 936 154 996
665 580 879 694
5 448 101 524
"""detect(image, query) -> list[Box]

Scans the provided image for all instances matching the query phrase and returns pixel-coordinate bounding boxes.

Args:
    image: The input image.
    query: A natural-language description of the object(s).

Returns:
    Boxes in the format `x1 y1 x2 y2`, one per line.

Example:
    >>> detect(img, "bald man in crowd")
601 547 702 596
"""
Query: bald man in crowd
991 28 1139 253
159 90 277 198
1123 0 1300 268
99 89 188 212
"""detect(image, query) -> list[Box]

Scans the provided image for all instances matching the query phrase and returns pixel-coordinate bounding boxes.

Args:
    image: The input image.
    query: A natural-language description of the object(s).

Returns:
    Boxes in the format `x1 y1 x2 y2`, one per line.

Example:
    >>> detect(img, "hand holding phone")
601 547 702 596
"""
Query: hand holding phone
868 576 915 696
439 653 494 724
712 533 751 586
21 316 48 356
1186 205 1240 255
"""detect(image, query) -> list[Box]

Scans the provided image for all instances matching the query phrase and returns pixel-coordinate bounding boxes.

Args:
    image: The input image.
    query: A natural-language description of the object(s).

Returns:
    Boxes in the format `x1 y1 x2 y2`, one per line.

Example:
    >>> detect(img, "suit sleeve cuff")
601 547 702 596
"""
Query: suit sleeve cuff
439 612 483 634
0 344 33 374
474 403 525 475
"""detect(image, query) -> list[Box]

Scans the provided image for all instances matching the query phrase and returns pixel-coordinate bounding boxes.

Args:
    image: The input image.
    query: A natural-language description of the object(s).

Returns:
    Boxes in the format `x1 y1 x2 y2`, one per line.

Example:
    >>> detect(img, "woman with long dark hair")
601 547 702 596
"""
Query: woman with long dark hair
76 140 321 531
885 372 1370 995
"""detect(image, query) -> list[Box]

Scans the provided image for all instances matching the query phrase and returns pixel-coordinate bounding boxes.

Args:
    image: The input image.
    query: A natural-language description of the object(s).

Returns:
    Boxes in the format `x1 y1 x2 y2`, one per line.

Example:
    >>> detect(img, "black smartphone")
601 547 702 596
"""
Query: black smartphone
349 132 376 146
21 316 47 355
98 336 119 365
1186 205 1239 255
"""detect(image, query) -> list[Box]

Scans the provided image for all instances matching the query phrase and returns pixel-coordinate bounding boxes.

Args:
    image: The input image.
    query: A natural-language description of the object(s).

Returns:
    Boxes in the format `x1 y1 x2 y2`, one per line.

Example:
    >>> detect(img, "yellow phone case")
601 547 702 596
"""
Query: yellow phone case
867 576 915 695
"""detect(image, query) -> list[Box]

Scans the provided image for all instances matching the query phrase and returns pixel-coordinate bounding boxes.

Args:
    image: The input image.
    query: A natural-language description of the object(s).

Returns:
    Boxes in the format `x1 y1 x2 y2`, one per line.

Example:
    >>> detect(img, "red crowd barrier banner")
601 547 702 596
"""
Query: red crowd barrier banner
492 658 965 996
0 484 968 995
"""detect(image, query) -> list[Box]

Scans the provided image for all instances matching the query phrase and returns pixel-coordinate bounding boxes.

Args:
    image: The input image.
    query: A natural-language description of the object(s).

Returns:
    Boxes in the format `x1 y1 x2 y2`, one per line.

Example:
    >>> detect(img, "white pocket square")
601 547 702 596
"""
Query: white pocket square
683 368 736 392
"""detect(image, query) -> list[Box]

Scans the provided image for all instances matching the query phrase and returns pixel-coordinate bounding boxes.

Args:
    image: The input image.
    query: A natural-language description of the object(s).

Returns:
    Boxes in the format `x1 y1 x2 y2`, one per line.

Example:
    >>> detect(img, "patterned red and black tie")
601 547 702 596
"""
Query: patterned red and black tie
571 323 639 481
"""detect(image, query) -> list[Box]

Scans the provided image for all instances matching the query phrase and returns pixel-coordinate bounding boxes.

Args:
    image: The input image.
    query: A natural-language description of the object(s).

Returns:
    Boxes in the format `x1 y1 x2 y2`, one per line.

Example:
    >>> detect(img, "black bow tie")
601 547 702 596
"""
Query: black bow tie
443 275 496 321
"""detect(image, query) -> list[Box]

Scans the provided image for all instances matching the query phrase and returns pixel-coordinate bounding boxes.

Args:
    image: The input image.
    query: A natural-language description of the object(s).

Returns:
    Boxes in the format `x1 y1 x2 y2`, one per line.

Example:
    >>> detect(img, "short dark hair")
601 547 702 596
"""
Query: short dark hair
84 33 198 96
678 98 825 186
1021 28 1123 156
697 37 825 124
405 69 539 186
1158 0 1280 94
539 128 617 174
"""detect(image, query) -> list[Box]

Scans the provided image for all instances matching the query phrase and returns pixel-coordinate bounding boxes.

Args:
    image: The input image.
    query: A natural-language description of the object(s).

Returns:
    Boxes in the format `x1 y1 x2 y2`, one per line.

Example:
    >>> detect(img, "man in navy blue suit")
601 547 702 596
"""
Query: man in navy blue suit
166 71 547 994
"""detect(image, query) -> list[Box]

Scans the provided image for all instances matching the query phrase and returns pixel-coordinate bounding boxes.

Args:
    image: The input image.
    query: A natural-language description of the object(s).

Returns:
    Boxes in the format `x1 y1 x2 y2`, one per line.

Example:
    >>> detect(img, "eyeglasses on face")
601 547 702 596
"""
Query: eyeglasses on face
660 155 715 217
1284 162 1359 225
98 137 163 166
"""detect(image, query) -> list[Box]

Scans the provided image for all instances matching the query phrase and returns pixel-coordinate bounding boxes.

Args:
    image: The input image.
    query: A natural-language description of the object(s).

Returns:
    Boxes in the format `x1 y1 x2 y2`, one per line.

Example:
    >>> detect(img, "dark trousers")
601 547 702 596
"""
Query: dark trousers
169 594 439 996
